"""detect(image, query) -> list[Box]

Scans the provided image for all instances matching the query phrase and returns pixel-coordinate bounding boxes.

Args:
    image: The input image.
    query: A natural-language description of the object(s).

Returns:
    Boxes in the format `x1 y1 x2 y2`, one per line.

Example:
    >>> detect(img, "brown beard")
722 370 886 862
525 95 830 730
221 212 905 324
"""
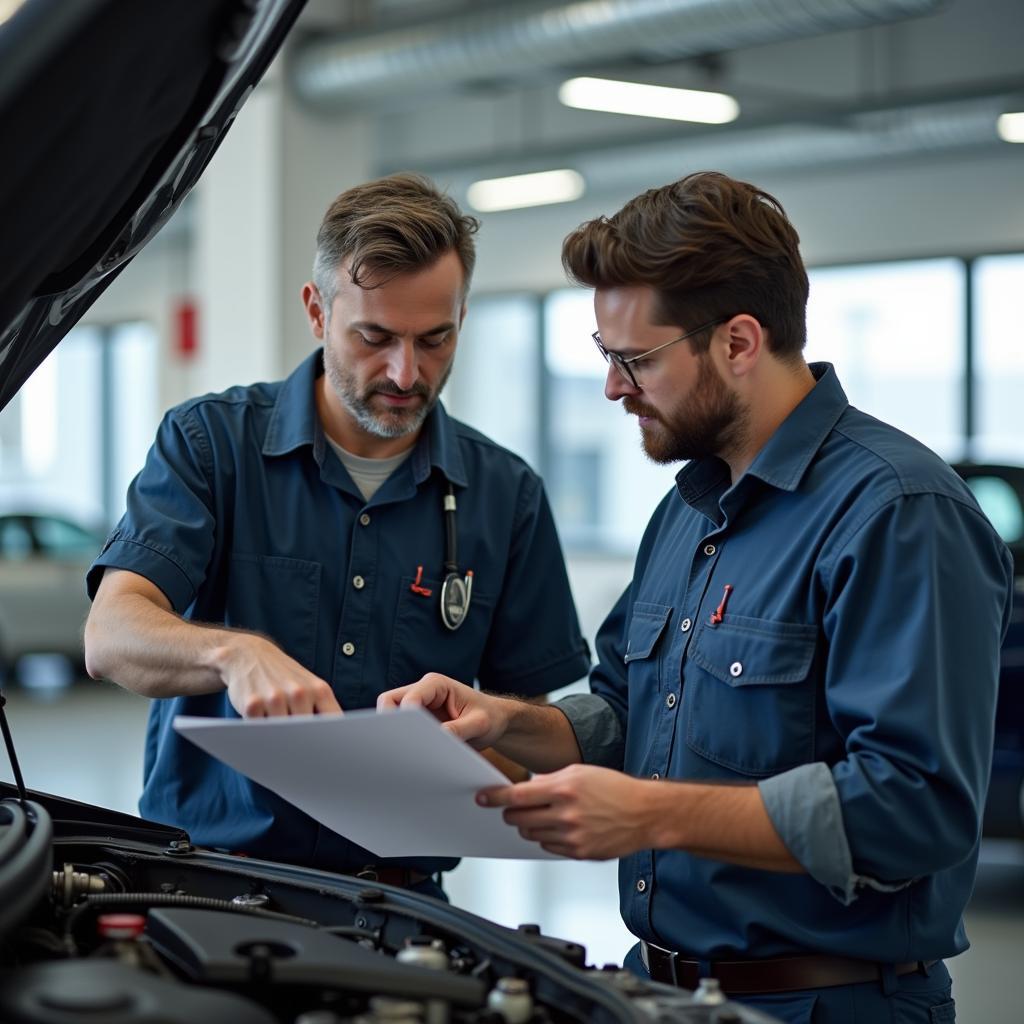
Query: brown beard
624 353 747 464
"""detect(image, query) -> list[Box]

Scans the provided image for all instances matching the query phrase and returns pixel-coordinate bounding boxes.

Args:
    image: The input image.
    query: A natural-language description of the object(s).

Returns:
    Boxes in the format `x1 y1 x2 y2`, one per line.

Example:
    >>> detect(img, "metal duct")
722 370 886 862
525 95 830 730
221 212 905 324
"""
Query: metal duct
458 95 1010 197
577 96 1008 190
291 0 945 110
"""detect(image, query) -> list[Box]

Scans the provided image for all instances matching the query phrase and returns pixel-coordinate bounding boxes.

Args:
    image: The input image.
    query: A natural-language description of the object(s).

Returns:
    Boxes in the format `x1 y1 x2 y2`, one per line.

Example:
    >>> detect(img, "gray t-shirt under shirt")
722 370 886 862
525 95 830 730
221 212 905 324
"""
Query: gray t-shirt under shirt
325 435 415 502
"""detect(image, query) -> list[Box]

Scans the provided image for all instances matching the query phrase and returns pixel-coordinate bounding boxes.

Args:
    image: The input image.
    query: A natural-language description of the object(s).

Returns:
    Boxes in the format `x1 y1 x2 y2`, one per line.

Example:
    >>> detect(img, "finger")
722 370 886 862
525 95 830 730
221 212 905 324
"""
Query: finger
539 842 576 858
477 777 553 808
313 682 342 715
476 783 539 808
286 684 315 717
377 685 414 710
502 807 561 828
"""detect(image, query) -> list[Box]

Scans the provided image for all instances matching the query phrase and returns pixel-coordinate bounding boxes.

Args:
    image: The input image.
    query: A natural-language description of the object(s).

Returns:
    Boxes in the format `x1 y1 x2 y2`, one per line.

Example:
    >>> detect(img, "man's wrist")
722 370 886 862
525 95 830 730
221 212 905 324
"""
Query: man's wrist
204 630 255 688
639 780 679 850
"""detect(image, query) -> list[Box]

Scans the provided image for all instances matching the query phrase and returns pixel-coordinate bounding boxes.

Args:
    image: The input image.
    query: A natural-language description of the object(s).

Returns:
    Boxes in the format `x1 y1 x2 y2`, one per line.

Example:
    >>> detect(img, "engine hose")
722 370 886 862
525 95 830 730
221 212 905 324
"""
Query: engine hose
0 800 53 941
64 891 325 953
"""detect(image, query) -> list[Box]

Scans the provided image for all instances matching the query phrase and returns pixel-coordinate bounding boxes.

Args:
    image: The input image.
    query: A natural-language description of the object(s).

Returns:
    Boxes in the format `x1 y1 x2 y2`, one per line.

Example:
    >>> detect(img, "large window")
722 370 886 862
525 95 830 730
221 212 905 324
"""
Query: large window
453 253 1020 557
0 322 159 531
805 259 966 459
544 289 671 553
973 254 1024 463
448 295 541 467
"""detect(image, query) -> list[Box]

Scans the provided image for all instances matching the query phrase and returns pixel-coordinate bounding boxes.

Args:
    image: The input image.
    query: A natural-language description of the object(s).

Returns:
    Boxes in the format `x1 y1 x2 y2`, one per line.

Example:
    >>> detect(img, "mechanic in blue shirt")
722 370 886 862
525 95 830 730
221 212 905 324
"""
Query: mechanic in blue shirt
83 173 590 897
379 171 1014 1020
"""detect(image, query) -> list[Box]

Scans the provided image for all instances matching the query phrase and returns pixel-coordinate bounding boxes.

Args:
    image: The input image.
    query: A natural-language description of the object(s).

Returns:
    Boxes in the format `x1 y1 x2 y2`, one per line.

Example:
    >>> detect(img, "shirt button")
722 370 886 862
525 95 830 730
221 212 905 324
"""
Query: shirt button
703 543 716 556
342 642 356 656
665 693 677 709
636 878 647 893
352 575 365 590
730 661 743 677
680 617 692 633
651 772 660 780
359 513 371 526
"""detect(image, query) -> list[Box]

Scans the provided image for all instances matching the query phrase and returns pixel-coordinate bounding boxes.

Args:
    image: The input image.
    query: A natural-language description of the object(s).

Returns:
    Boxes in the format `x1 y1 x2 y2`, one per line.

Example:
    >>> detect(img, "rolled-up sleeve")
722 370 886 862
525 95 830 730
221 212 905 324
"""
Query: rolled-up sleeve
766 492 1013 901
87 405 217 611
553 584 633 769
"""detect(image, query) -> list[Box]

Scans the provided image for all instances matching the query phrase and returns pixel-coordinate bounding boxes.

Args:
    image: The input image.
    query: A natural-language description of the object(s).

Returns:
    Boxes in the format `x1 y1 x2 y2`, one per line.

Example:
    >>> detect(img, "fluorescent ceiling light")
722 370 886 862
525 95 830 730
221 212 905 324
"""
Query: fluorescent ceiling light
560 76 739 125
997 111 1024 143
467 169 585 212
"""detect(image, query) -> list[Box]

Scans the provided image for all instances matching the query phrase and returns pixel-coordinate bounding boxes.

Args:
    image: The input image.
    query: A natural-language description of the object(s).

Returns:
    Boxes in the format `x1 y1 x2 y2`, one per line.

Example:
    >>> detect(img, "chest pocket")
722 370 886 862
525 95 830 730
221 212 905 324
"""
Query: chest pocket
624 602 673 692
225 554 321 673
685 614 817 776
388 574 495 689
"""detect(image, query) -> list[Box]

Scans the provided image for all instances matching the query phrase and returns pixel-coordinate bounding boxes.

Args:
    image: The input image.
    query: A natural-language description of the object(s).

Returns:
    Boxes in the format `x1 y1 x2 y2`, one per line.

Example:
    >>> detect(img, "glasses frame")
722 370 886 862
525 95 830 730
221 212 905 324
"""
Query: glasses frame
593 317 727 389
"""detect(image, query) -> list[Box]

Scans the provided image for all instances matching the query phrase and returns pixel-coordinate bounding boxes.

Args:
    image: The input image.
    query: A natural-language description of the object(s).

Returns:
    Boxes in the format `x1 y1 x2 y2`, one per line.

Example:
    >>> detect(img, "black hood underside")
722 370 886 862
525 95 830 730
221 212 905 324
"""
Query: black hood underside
0 0 306 411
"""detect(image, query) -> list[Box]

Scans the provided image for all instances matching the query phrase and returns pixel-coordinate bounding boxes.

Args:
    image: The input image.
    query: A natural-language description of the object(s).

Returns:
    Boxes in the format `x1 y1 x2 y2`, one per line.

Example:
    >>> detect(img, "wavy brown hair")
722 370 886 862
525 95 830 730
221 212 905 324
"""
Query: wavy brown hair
313 173 480 312
561 171 809 358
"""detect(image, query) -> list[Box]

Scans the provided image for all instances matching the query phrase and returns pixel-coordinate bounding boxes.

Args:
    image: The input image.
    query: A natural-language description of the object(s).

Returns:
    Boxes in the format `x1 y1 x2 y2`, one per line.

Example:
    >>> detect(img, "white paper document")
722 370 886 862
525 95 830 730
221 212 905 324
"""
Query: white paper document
173 707 560 860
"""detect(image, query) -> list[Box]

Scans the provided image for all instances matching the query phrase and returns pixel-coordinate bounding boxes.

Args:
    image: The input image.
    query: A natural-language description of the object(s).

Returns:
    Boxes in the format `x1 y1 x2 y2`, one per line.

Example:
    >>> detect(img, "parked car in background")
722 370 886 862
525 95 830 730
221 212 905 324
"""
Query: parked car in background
0 512 102 684
951 463 1024 838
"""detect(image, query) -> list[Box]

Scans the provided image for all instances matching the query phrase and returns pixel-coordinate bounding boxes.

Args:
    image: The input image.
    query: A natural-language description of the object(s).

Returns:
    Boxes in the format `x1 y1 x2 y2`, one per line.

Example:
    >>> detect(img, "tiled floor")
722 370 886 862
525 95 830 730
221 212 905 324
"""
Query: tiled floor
2 680 1021 1020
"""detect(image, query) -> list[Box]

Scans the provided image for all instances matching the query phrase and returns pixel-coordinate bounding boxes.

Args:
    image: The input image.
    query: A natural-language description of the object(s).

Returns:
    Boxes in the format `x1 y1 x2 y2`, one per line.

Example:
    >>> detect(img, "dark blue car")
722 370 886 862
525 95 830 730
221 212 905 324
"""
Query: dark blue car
953 463 1024 838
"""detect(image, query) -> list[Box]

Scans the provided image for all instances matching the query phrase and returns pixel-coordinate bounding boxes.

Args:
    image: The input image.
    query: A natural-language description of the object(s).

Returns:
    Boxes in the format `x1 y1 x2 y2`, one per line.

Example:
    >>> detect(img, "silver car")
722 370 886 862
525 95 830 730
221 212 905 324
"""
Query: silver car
0 512 101 680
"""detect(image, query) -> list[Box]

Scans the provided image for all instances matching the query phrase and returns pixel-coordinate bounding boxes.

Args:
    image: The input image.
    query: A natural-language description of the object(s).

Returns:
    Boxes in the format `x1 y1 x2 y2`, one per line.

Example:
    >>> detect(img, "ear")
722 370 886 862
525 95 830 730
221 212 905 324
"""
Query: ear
301 282 327 340
715 314 765 380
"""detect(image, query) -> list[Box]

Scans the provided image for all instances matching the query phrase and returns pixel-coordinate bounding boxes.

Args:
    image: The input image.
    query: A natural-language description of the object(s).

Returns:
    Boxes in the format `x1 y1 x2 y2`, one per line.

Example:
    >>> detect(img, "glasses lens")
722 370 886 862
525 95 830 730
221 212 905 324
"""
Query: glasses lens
593 332 637 387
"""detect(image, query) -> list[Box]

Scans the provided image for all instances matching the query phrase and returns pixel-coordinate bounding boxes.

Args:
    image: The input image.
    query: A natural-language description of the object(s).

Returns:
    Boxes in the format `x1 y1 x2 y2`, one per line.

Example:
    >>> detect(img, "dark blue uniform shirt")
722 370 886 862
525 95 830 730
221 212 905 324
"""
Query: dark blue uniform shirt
560 363 1013 964
87 350 590 874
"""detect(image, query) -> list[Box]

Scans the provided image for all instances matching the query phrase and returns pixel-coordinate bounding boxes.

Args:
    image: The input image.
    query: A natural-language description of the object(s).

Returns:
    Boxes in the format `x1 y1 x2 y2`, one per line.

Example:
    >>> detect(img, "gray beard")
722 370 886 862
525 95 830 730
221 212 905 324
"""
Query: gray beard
323 344 450 440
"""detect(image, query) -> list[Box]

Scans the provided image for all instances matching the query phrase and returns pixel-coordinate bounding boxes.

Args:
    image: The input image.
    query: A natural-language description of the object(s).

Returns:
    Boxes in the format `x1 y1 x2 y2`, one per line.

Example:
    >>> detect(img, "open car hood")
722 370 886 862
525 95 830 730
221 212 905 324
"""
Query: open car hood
0 0 307 412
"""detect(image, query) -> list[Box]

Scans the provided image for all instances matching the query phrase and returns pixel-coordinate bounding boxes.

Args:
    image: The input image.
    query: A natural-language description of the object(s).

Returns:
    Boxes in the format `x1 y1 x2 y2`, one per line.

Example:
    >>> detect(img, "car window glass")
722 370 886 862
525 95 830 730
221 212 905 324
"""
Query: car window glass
964 477 1024 544
0 518 33 559
32 516 98 558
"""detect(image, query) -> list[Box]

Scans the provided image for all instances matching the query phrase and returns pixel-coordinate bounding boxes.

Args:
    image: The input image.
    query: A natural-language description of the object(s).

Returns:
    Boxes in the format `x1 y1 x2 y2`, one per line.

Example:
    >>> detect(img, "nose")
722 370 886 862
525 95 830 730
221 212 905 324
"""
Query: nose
604 363 639 402
387 340 419 392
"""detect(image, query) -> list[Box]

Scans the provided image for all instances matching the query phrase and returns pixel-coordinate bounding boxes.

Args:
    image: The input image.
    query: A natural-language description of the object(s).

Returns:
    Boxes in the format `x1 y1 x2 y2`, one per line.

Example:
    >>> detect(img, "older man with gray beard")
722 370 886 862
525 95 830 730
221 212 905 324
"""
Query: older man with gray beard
84 174 589 897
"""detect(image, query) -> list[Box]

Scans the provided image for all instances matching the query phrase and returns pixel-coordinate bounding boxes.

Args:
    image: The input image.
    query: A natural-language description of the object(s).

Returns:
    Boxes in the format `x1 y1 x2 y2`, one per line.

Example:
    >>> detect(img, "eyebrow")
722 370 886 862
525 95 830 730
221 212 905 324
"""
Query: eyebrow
597 334 646 359
350 320 455 338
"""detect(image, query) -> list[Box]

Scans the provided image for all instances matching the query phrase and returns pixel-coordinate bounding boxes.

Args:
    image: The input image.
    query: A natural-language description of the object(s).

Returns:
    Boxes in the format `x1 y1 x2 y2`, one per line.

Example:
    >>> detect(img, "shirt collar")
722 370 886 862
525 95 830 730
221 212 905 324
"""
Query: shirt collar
676 362 848 504
262 348 468 488
262 349 322 457
745 362 848 492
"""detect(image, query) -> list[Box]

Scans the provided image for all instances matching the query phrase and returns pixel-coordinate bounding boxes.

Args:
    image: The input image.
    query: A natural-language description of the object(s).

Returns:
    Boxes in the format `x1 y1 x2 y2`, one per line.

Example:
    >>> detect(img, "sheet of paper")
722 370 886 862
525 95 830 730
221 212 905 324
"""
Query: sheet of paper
173 707 561 860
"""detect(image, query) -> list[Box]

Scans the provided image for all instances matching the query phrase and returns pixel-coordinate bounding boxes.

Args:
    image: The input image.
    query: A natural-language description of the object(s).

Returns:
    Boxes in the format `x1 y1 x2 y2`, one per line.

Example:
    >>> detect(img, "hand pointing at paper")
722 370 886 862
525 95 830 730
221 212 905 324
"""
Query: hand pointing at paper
377 674 585 776
379 675 654 860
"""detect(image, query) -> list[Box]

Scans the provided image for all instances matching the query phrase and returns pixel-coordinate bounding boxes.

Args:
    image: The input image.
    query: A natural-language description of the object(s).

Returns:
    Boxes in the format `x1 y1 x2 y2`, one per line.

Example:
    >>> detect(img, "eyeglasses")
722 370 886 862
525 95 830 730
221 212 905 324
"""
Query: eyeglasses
592 317 727 389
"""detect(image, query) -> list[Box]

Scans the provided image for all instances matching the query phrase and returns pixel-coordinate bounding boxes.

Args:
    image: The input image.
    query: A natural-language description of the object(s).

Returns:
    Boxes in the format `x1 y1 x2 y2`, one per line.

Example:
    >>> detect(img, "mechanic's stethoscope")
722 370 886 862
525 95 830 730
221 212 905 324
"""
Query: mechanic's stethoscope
410 482 473 630
440 483 474 630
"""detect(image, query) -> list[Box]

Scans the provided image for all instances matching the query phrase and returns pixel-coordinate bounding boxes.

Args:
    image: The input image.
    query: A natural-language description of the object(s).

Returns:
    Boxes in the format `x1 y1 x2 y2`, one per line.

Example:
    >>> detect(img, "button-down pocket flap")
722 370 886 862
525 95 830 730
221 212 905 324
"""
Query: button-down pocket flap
624 603 673 663
690 616 816 685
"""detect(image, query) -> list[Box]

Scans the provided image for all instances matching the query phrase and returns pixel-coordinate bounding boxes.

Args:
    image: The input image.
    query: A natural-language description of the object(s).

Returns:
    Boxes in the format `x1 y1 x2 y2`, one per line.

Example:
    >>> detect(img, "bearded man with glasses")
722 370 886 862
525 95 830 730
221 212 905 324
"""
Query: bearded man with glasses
381 170 1013 1022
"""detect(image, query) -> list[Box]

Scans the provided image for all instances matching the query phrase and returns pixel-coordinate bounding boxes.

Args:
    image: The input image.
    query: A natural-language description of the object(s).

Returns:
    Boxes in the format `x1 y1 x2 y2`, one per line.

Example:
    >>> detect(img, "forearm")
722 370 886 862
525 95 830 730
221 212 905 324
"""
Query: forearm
647 780 803 872
85 589 246 698
493 698 583 773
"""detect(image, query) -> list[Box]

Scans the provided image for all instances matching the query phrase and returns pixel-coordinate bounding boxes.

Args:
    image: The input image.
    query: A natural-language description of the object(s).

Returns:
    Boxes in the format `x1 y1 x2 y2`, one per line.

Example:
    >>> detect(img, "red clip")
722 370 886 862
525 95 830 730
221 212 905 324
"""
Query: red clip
410 565 433 597
709 584 733 625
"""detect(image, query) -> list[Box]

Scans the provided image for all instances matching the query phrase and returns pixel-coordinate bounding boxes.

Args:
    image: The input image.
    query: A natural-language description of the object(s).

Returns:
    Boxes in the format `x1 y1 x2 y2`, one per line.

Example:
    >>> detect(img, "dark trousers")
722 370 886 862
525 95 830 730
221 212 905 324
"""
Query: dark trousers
623 943 955 1023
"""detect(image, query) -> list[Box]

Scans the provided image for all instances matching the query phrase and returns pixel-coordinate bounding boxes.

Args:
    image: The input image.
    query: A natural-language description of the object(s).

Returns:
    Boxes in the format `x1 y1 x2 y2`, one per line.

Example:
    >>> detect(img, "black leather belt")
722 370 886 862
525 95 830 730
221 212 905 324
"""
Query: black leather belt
640 940 935 995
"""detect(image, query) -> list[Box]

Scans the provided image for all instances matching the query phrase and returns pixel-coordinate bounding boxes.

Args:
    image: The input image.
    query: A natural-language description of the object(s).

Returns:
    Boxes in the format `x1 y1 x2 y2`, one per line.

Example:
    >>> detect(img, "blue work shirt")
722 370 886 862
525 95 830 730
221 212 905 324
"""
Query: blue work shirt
87 349 590 874
559 363 1013 964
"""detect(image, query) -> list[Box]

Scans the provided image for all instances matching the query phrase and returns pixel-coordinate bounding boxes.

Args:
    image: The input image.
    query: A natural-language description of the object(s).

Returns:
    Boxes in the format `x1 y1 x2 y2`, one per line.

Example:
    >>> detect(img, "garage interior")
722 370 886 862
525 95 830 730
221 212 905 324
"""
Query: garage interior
1 1 1022 1020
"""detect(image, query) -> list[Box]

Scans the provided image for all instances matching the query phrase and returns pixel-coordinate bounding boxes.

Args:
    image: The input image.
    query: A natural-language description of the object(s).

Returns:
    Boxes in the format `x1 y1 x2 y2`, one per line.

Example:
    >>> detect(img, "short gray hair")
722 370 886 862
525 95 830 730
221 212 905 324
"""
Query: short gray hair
313 172 480 316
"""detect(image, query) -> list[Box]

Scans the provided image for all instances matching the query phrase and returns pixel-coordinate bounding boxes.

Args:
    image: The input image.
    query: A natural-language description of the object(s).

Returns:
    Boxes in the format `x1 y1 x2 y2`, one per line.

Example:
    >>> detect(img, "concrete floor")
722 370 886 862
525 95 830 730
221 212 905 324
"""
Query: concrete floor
2 680 1021 1020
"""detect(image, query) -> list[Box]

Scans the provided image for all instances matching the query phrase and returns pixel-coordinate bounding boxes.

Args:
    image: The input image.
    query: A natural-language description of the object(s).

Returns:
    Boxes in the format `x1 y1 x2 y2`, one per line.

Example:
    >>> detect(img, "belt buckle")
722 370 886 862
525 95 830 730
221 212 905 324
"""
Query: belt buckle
643 941 679 986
